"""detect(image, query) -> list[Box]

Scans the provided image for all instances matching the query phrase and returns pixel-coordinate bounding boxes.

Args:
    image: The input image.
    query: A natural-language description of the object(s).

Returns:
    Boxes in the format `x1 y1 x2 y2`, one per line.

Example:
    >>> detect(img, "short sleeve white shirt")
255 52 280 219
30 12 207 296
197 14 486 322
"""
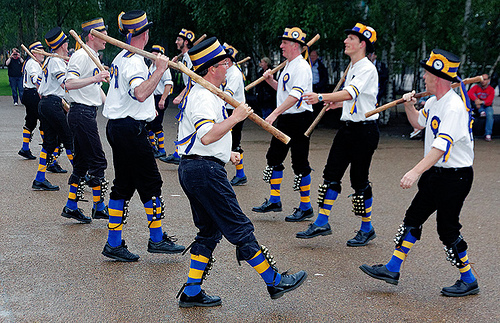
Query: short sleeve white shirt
277 55 313 114
221 64 245 109
65 48 103 106
23 58 42 89
38 57 67 98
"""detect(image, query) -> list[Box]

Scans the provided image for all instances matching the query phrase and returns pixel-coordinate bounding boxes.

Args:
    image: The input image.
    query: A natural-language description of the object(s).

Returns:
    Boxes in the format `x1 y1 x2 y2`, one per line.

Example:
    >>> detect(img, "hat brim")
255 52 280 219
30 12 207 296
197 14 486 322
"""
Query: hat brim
344 29 374 53
120 22 153 37
194 52 232 75
82 26 108 38
179 35 194 44
419 60 459 82
278 36 306 46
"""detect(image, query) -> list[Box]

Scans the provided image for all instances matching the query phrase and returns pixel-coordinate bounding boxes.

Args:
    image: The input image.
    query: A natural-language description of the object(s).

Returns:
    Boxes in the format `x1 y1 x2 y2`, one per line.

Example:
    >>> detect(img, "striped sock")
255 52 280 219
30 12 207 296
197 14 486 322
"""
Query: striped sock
314 189 338 227
22 128 31 151
66 149 73 166
360 197 373 232
144 199 163 242
155 131 166 154
92 186 105 211
247 249 281 286
235 153 245 178
458 250 475 283
184 254 210 296
148 130 156 147
65 183 78 210
299 174 312 211
385 231 417 273
35 148 48 182
107 199 124 247
269 170 283 204
173 148 180 159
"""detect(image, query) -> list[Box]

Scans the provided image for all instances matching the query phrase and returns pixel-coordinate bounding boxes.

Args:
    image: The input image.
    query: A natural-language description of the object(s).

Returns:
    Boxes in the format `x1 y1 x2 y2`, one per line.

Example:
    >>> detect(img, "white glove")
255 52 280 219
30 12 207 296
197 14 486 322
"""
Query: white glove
402 90 416 102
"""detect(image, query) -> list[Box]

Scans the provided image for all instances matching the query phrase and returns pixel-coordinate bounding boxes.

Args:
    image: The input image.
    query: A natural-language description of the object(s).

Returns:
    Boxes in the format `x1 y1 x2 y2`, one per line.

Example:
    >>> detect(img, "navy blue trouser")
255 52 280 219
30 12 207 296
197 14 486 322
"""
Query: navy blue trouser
21 88 40 132
146 94 167 133
38 95 73 155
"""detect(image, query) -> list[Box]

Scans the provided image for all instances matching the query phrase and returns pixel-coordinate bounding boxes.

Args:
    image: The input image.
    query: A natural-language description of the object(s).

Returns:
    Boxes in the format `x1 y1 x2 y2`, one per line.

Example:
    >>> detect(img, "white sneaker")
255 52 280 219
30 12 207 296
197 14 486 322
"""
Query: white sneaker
485 135 492 142
14 102 18 106
480 111 486 117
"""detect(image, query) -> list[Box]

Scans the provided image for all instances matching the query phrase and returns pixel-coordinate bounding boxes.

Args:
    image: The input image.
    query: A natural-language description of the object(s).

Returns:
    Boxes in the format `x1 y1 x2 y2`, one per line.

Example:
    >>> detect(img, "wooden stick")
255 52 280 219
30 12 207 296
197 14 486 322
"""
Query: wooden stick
174 33 207 62
364 75 484 118
21 44 42 66
304 64 351 137
32 49 69 61
90 29 291 144
69 30 110 83
237 57 251 65
245 34 320 91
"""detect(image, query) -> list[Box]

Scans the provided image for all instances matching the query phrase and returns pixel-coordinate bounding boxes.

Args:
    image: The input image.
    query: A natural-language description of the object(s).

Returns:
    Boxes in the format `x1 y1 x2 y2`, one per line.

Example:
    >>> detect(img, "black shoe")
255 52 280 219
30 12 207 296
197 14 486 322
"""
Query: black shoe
252 199 282 213
296 223 332 239
159 154 180 165
102 240 140 262
154 150 166 158
147 232 185 254
47 161 67 173
359 264 400 285
32 179 59 191
268 270 308 299
61 206 92 223
230 175 247 186
347 228 376 247
92 206 109 219
179 290 222 308
285 207 314 222
18 149 36 160
441 279 479 297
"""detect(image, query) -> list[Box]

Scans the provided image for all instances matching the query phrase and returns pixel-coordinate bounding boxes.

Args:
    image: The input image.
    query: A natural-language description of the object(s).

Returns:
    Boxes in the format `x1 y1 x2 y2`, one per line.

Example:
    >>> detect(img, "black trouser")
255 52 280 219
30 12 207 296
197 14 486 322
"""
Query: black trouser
323 121 379 191
21 88 40 132
266 111 313 176
67 103 107 184
38 95 73 154
227 109 245 152
146 94 168 133
106 117 162 203
404 166 473 246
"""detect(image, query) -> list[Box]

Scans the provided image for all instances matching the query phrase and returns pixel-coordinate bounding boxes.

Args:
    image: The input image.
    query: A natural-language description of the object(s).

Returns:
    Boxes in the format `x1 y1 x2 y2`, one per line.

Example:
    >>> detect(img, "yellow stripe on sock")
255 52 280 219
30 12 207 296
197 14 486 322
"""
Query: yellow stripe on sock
402 240 414 249
192 254 210 263
319 208 331 216
188 268 204 279
323 199 335 206
300 196 310 203
149 220 162 228
361 216 372 222
460 255 469 263
393 249 406 260
300 184 311 191
253 260 270 274
366 206 372 213
109 209 123 217
270 190 280 196
459 264 471 273
270 178 282 184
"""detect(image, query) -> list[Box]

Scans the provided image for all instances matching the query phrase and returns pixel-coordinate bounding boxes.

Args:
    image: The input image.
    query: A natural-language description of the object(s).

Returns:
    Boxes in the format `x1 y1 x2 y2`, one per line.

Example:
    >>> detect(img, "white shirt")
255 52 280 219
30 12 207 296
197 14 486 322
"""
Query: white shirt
277 55 313 114
65 48 103 106
38 57 67 98
103 49 155 122
149 64 173 96
419 89 474 168
341 57 379 121
181 52 193 87
221 64 245 110
23 58 42 89
177 83 231 163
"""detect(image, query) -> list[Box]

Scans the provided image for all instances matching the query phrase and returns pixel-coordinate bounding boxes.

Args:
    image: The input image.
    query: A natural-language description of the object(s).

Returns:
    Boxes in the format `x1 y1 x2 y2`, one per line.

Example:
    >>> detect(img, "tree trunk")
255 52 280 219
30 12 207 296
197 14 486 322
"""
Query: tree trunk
460 0 471 71
488 52 500 76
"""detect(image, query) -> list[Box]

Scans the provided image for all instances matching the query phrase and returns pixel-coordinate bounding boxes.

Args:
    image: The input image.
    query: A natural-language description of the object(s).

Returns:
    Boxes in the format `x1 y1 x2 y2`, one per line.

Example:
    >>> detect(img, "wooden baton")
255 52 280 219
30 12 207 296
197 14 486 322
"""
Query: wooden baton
69 30 110 83
90 29 291 144
245 34 321 91
237 57 251 65
21 44 42 66
32 49 70 61
364 75 484 118
304 64 351 137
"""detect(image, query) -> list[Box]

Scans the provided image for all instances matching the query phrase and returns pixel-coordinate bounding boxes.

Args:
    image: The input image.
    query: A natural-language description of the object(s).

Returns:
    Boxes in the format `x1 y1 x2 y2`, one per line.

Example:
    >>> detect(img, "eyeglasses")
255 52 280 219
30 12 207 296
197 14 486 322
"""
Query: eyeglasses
213 59 229 68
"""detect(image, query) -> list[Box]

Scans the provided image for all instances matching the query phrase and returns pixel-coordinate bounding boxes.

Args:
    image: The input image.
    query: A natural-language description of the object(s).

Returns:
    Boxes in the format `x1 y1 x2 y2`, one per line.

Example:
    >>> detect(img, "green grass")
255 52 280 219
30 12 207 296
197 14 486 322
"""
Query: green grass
0 68 12 96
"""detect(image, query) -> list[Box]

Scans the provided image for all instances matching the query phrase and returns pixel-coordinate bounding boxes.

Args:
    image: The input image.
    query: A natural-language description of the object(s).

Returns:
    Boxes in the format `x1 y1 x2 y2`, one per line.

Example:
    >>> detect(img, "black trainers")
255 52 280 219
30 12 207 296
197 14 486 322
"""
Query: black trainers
179 290 222 308
147 232 185 254
61 206 92 223
296 223 332 239
102 240 140 262
154 150 166 158
47 161 67 173
230 175 247 186
92 206 109 219
252 199 282 213
18 149 36 160
441 279 479 297
159 154 180 165
32 179 59 191
285 207 314 222
347 228 376 247
359 264 400 285
268 270 308 299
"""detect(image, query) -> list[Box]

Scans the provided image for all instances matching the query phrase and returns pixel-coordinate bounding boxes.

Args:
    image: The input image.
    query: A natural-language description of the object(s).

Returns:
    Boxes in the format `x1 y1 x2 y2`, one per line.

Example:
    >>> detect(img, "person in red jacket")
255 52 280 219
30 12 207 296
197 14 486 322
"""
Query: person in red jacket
468 74 495 141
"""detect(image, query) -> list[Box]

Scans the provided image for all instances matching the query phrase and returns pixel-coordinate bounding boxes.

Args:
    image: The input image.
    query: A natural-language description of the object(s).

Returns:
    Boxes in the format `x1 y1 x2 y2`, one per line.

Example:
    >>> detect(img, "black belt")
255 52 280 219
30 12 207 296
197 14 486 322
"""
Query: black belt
70 102 97 109
343 120 377 127
430 166 472 173
181 154 225 166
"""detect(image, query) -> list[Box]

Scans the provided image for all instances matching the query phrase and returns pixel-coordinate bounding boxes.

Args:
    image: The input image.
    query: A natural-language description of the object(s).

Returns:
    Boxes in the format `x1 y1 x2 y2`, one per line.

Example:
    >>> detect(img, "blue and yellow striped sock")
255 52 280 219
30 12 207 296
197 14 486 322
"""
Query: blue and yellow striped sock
360 197 373 232
173 148 180 159
155 131 166 154
269 170 283 204
184 254 210 296
92 186 105 211
385 231 417 273
107 199 124 247
22 128 31 151
458 250 475 283
148 130 156 147
314 189 338 227
35 148 48 182
235 153 245 178
144 199 163 242
299 174 312 211
65 183 78 210
66 149 73 166
247 249 281 286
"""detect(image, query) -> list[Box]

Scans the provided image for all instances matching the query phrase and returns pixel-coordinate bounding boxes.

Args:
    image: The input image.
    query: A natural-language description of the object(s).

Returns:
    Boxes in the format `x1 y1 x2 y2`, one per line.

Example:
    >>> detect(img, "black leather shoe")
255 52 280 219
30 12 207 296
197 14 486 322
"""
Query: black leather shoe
296 223 332 239
441 279 479 297
148 232 185 254
252 199 282 213
359 264 400 285
47 161 67 173
92 206 109 219
102 240 140 262
230 176 247 186
18 149 36 160
154 150 166 158
61 206 92 223
347 228 376 247
179 290 222 308
285 207 314 222
32 179 59 191
159 154 180 165
268 270 308 299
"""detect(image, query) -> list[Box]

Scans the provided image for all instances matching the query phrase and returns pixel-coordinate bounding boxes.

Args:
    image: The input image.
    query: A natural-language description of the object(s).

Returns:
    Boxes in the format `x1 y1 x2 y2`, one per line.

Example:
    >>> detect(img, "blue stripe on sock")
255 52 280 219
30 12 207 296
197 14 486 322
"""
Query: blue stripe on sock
314 189 338 226
299 174 311 211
